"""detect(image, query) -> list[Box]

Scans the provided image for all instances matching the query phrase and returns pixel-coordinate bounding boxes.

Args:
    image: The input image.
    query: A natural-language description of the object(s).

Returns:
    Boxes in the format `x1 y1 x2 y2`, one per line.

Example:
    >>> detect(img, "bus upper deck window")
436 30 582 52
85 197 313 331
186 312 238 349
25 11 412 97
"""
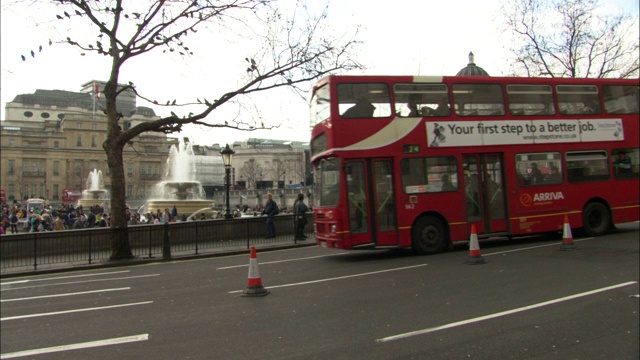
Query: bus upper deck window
452 83 505 117
603 85 640 114
507 84 555 116
337 83 391 118
393 83 450 117
557 85 601 115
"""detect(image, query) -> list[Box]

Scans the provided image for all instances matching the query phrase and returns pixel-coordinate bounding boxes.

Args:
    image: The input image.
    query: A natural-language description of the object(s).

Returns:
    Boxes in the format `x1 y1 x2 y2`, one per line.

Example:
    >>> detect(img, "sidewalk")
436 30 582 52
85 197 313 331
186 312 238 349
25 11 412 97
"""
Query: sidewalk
1 238 317 278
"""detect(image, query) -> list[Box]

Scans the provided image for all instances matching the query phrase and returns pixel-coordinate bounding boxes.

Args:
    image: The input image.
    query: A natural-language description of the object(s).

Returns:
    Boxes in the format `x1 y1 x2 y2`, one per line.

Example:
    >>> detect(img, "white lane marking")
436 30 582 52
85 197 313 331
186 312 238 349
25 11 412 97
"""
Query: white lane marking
1 301 153 322
483 237 594 256
1 274 159 291
218 253 349 270
1 270 131 286
0 334 149 359
1 287 131 303
376 281 638 343
228 264 428 293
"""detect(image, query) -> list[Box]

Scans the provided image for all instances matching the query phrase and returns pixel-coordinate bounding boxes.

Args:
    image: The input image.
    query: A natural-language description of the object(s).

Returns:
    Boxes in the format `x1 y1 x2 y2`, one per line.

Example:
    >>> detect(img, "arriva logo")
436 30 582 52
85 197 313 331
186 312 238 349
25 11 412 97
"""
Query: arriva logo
520 192 564 207
533 192 564 201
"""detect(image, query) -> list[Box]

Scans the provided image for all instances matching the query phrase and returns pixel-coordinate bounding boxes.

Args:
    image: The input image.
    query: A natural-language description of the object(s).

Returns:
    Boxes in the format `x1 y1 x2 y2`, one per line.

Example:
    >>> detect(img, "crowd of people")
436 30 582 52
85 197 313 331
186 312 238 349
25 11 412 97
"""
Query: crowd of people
1 195 313 236
0 202 113 234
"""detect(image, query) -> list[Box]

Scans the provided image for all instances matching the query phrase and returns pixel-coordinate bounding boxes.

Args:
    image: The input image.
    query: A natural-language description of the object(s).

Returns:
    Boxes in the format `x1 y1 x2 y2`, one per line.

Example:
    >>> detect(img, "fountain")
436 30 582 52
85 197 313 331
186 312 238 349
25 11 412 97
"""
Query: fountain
78 169 110 209
145 138 216 218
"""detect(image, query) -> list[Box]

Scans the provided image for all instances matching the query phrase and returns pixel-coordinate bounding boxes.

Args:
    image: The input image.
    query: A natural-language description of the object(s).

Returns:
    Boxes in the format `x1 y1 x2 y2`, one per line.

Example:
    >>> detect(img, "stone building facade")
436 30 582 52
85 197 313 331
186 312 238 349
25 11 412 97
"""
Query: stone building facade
0 83 311 205
0 82 177 202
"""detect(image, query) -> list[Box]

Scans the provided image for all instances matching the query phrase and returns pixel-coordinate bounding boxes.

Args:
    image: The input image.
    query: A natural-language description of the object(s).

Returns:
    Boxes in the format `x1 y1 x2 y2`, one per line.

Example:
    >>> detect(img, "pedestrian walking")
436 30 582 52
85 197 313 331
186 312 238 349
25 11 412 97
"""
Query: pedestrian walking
10 211 19 234
293 193 309 240
262 193 279 238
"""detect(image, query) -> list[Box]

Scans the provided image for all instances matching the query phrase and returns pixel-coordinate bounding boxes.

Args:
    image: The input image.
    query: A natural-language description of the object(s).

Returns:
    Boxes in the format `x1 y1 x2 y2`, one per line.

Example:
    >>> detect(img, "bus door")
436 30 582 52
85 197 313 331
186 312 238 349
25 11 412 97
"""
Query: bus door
345 159 397 247
462 154 508 234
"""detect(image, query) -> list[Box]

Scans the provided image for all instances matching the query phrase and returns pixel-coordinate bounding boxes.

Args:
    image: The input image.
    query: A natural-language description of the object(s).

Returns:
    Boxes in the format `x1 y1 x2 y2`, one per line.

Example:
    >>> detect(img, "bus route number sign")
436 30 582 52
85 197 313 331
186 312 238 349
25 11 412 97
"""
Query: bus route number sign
403 144 420 154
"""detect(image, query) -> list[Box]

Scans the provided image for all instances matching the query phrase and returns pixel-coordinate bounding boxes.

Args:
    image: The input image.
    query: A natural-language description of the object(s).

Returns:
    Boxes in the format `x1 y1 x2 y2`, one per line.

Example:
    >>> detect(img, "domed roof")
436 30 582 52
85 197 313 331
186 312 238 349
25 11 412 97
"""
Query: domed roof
456 52 490 76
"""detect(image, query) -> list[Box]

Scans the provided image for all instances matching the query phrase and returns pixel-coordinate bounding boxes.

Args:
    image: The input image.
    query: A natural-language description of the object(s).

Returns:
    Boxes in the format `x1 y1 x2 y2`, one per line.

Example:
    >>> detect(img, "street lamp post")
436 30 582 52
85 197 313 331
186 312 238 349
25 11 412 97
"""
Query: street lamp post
220 144 235 219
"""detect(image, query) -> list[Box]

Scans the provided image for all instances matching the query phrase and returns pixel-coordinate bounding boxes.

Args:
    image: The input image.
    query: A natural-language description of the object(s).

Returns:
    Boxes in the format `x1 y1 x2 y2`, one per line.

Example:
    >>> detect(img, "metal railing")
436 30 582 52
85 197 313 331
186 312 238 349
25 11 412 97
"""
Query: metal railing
1 214 313 272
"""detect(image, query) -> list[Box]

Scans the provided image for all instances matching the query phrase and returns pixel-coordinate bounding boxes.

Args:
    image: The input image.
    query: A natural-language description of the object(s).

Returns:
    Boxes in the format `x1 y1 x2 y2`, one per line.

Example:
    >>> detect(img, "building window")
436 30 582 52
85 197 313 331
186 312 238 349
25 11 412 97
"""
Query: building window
91 123 98 130
54 141 59 148
8 160 15 174
75 163 82 176
126 184 133 197
53 184 59 200
9 139 16 147
53 161 59 176
76 135 82 147
77 123 83 129
41 112 50 119
57 113 65 120
127 163 133 177
91 135 97 148
24 111 33 117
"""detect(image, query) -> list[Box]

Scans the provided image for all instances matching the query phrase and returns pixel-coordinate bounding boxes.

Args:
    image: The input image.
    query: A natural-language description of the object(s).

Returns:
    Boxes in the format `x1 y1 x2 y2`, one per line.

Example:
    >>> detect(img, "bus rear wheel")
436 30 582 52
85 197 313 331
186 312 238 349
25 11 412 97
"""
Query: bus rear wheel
582 202 611 237
411 217 447 255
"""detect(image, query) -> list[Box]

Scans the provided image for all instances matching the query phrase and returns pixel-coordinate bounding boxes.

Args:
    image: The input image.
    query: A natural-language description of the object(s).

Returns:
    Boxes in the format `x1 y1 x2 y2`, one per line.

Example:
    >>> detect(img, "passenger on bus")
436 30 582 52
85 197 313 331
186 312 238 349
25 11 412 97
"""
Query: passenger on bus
546 164 563 183
441 174 455 191
486 173 505 219
586 98 602 114
407 95 420 117
465 174 480 217
528 163 544 184
342 98 376 118
433 99 451 116
614 152 632 174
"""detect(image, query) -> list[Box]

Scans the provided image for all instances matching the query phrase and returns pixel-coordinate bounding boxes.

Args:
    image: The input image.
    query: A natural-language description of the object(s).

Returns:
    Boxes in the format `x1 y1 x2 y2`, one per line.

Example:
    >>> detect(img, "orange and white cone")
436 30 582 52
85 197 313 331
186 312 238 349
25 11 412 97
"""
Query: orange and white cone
560 215 576 251
242 246 270 297
465 224 486 264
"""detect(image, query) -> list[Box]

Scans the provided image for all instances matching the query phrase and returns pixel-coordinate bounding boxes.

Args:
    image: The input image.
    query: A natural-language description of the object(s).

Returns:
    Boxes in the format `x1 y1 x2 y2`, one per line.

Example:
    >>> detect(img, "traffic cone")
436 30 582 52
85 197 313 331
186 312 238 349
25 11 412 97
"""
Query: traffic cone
465 224 486 265
559 215 576 251
242 246 270 297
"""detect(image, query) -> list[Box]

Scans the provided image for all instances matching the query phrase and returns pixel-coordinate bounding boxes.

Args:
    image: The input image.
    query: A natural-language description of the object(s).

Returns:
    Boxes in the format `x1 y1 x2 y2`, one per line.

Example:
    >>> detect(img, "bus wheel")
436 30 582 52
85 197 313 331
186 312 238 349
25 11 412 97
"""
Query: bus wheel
582 202 611 237
411 217 447 255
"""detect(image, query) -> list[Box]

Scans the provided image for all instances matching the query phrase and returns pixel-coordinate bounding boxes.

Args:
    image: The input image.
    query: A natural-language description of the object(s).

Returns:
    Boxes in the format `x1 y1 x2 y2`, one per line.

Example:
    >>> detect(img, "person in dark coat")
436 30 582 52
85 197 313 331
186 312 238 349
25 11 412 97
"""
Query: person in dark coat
262 193 279 238
293 193 309 240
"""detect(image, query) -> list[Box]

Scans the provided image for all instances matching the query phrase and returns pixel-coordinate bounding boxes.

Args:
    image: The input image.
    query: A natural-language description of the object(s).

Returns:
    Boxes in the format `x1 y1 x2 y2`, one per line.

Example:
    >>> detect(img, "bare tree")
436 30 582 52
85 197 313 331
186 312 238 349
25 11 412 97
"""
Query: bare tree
287 158 305 186
240 159 264 190
272 155 290 187
24 0 361 259
501 0 639 78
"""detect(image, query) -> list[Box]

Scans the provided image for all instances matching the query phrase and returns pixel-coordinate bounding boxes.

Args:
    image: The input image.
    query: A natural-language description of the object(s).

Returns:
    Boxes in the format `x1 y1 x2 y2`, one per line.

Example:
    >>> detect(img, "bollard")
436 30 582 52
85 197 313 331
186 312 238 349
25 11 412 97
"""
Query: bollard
162 222 171 259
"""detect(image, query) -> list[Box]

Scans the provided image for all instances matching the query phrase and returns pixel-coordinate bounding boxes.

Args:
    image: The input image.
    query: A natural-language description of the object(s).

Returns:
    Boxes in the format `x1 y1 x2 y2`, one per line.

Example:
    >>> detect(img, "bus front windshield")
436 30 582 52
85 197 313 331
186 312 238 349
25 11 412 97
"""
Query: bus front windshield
310 84 330 128
314 158 341 207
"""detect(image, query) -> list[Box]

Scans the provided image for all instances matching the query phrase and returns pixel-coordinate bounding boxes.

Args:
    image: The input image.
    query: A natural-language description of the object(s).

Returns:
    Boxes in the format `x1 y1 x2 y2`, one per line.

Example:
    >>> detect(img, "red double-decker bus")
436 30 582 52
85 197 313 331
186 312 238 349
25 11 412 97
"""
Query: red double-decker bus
309 75 639 254
61 187 83 203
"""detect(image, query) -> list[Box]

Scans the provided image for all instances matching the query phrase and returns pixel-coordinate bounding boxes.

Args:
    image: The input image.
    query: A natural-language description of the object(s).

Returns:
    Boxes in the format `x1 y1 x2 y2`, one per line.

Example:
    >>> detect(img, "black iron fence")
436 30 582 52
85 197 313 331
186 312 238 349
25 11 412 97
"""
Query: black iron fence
1 214 313 272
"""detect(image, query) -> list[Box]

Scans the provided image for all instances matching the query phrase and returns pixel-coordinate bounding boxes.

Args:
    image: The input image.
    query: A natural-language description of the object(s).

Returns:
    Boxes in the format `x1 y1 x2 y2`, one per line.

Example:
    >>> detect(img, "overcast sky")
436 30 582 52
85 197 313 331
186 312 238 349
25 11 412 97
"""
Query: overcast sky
1 0 637 146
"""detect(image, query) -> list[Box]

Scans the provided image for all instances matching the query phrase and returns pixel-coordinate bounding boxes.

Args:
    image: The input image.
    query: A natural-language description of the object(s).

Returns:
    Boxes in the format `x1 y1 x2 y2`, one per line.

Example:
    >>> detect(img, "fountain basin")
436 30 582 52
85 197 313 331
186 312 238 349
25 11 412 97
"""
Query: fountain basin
145 199 216 218
78 199 109 210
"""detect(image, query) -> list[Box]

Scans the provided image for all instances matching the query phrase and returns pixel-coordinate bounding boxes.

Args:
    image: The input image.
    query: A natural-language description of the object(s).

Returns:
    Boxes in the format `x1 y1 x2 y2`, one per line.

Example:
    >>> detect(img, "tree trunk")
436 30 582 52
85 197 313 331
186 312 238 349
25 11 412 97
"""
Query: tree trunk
106 142 134 260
